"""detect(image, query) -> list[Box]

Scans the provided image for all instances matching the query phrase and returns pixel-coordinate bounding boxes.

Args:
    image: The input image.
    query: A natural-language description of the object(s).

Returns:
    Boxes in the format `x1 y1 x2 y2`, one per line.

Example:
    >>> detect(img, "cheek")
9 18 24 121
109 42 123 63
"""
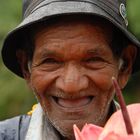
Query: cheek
88 68 119 92
30 70 56 113
30 70 57 97
93 70 118 108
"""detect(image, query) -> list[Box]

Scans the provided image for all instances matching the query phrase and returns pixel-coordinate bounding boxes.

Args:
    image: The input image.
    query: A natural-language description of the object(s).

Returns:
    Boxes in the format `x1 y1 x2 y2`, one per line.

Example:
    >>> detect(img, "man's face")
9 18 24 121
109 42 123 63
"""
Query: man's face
28 18 121 138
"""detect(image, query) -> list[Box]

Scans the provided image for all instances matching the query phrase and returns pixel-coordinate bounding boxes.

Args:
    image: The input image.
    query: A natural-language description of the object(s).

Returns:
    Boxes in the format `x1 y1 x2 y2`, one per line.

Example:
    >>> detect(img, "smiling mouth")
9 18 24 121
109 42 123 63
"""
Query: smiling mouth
53 96 94 108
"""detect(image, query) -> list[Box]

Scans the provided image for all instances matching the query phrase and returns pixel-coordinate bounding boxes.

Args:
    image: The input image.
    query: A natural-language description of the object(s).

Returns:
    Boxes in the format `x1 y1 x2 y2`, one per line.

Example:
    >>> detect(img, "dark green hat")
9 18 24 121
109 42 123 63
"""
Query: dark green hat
2 0 140 77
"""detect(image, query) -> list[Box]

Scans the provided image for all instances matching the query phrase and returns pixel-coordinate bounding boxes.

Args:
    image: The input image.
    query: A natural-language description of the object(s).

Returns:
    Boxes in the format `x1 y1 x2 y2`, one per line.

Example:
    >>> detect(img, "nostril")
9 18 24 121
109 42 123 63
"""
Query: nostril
55 75 89 93
55 77 79 93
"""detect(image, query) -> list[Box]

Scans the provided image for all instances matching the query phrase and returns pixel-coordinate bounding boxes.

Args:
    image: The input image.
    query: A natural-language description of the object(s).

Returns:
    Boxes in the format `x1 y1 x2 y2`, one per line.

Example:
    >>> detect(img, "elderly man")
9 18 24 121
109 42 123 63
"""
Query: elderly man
0 0 140 140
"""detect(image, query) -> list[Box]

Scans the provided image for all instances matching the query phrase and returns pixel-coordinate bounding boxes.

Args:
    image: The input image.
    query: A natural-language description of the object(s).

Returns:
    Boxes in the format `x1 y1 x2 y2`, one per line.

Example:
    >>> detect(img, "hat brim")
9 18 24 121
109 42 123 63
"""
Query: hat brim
2 0 140 77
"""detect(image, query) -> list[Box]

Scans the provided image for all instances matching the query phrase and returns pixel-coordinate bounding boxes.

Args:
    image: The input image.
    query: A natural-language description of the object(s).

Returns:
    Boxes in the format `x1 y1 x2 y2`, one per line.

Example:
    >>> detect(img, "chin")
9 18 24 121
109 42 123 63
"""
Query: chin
49 118 86 139
49 115 101 139
53 122 75 139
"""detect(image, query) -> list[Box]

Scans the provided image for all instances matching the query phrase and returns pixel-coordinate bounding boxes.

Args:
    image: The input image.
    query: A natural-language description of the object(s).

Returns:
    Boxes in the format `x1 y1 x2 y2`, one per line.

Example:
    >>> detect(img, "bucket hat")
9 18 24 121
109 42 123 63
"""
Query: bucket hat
2 0 140 77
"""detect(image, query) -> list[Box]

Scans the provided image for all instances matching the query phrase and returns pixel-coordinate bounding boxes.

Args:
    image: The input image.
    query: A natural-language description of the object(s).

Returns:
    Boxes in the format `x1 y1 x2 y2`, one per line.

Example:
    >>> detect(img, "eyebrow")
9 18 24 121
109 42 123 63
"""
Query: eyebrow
37 46 109 61
86 48 107 56
38 49 63 59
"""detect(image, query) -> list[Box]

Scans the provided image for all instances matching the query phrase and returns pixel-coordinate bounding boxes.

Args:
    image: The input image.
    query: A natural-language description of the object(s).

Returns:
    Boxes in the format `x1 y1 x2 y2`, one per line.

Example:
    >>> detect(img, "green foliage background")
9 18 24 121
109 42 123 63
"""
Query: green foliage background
0 0 140 120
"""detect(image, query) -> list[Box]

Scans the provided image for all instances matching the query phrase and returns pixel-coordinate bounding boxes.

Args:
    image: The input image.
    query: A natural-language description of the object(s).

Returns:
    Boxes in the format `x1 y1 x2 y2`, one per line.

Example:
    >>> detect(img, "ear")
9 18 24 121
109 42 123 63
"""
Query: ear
16 50 31 86
118 44 137 89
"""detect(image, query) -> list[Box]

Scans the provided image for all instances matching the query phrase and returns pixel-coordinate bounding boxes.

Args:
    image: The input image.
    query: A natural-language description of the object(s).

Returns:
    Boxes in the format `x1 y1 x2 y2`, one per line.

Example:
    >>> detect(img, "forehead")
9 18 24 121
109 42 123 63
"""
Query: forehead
34 15 113 39
33 16 113 55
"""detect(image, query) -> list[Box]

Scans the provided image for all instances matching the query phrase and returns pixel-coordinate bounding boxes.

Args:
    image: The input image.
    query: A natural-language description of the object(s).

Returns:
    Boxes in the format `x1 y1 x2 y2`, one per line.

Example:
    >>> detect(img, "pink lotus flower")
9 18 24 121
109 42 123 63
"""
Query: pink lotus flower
99 104 140 139
103 132 140 140
74 123 103 140
73 77 140 140
73 104 140 140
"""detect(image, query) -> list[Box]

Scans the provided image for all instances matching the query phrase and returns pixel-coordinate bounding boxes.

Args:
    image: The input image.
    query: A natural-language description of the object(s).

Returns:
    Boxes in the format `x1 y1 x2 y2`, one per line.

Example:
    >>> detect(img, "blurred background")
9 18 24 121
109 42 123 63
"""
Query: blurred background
0 0 140 120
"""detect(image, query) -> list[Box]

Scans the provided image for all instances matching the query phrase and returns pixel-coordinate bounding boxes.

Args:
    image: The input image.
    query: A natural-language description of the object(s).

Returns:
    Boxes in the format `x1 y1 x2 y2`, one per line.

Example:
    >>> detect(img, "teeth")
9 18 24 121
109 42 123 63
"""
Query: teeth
56 97 92 108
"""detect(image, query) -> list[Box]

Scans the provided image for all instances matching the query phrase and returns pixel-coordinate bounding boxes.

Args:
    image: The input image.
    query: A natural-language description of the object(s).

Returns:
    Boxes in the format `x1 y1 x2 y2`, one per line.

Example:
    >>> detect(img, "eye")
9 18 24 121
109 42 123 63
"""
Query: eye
83 56 107 70
33 57 63 71
42 58 61 64
84 57 104 63
43 58 59 64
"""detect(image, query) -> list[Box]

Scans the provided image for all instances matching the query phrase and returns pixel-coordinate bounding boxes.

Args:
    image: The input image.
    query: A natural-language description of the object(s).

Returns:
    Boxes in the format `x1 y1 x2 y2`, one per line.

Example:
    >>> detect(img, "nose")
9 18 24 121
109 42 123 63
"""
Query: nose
55 63 89 93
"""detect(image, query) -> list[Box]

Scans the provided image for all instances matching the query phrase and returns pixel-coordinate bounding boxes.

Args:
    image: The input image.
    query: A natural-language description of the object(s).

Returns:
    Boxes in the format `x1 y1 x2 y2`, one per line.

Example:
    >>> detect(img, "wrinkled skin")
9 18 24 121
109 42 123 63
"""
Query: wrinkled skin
18 16 136 140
